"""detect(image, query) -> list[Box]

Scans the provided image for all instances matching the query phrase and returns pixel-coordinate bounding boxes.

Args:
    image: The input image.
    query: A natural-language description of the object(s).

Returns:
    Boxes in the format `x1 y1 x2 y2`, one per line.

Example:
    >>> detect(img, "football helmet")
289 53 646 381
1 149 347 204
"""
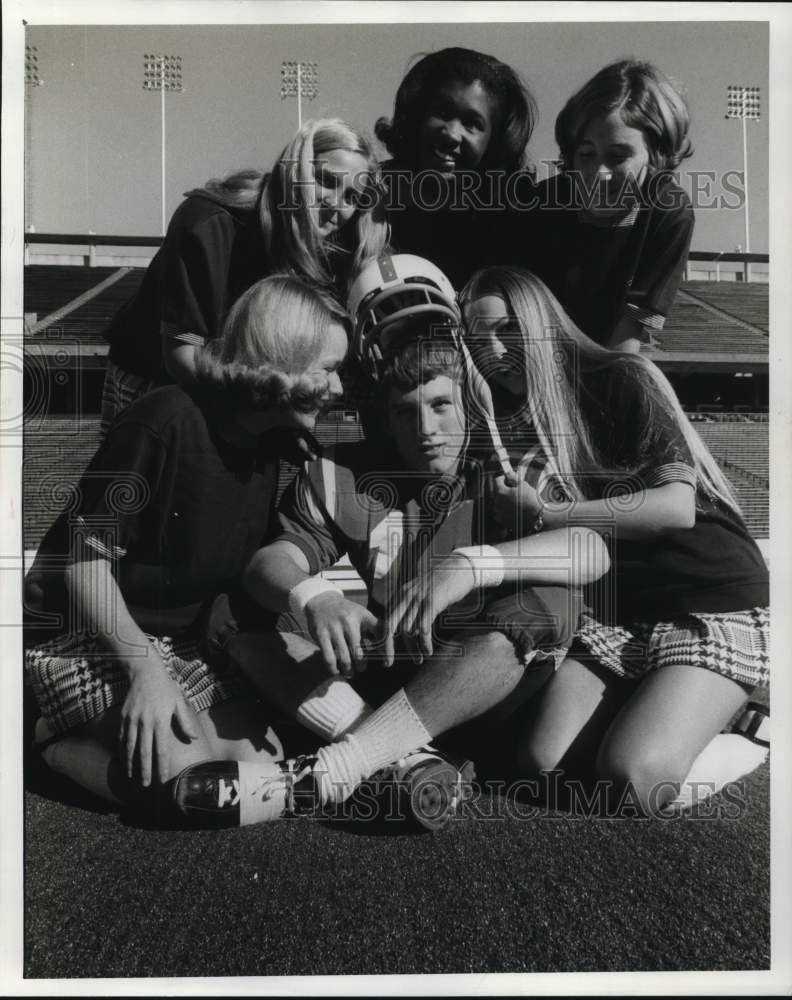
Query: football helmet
348 253 461 376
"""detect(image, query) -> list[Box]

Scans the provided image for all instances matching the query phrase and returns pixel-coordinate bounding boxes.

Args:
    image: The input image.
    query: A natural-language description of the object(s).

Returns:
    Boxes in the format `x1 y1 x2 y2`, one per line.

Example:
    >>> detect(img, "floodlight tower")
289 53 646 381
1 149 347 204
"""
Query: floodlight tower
280 61 318 129
25 45 43 231
143 53 183 235
725 85 761 279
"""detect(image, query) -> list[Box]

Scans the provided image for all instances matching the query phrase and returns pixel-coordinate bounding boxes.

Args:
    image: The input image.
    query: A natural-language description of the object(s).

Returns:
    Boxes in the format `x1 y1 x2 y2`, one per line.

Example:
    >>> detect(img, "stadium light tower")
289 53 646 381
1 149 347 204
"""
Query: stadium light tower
725 85 760 278
25 45 43 231
280 61 318 129
143 53 183 235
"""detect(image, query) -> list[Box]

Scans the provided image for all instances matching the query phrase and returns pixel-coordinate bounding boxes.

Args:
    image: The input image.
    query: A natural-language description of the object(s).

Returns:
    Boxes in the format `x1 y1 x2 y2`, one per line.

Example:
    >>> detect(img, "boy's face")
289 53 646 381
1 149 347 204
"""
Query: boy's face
386 375 466 476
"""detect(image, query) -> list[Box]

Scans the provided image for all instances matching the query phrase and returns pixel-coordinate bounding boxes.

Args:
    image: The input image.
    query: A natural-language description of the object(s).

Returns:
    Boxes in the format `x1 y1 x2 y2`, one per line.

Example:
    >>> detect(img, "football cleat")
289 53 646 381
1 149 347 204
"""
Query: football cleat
377 747 476 831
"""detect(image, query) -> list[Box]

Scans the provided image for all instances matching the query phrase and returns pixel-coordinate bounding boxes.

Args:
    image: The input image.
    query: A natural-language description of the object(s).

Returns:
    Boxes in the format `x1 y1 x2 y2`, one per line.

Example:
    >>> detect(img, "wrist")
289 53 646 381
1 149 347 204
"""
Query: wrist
452 545 505 589
288 576 344 617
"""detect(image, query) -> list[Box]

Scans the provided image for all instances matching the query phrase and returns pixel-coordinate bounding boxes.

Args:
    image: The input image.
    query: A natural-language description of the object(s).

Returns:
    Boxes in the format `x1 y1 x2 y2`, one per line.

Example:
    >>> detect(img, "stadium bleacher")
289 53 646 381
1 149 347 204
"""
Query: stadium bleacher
21 263 771 555
656 292 768 356
25 265 144 343
681 280 769 333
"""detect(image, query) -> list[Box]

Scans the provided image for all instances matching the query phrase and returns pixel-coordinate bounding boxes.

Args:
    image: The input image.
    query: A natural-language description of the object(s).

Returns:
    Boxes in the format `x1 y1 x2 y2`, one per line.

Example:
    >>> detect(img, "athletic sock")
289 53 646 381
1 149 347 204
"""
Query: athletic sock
313 688 432 805
295 677 372 741
661 732 769 814
235 760 292 825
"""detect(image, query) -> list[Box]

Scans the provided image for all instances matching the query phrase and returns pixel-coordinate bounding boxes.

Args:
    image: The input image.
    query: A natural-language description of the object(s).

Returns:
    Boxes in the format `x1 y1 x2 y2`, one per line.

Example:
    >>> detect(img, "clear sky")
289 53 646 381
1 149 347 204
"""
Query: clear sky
23 16 769 252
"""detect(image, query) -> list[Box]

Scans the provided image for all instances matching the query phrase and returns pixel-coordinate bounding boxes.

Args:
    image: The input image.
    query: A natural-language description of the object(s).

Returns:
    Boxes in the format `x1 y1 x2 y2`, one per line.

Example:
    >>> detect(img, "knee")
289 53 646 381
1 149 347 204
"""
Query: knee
595 736 684 815
515 726 567 779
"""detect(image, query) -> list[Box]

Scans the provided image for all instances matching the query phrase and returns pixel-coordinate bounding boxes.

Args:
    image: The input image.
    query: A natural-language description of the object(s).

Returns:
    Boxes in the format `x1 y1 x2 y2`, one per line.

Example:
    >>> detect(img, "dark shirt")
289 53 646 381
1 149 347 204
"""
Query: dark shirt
105 191 270 380
578 369 768 622
508 171 694 346
25 385 281 637
380 160 536 290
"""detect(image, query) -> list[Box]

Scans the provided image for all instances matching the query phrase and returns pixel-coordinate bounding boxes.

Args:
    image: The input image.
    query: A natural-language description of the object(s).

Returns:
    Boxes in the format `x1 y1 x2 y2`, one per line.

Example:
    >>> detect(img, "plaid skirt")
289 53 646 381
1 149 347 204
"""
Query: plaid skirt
99 360 155 438
25 631 254 736
573 607 769 688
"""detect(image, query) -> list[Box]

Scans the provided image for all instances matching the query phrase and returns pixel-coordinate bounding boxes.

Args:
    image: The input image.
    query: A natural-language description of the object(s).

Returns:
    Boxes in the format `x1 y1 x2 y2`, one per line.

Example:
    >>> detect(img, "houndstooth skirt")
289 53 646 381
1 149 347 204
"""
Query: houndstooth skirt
26 631 253 736
573 606 769 689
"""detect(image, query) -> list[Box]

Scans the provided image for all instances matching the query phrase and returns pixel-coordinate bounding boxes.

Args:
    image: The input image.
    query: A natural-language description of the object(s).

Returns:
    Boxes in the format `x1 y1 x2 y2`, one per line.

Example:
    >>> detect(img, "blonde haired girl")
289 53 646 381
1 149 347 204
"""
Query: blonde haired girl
101 118 386 434
462 267 769 816
26 275 348 812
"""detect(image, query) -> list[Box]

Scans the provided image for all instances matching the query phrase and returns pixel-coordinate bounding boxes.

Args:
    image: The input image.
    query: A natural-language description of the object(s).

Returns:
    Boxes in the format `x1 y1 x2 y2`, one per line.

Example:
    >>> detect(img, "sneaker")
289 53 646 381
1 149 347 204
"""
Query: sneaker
172 755 325 828
377 748 476 831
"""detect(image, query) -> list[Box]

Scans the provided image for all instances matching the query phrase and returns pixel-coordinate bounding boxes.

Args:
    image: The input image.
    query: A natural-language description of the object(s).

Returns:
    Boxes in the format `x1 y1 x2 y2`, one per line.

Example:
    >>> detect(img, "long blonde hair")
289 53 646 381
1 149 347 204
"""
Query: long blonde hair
194 274 349 413
461 267 739 511
201 119 388 292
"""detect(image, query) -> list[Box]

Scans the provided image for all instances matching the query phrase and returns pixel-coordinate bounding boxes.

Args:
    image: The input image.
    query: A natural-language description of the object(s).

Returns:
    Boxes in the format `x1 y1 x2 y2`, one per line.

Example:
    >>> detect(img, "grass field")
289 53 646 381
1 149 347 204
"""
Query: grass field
24 734 770 980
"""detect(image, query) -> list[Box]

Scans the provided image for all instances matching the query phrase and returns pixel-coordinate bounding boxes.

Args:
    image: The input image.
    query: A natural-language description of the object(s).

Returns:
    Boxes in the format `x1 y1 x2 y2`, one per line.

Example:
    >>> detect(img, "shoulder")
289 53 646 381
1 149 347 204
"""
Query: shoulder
299 443 409 535
167 193 254 240
112 385 208 443
643 172 694 219
536 172 573 207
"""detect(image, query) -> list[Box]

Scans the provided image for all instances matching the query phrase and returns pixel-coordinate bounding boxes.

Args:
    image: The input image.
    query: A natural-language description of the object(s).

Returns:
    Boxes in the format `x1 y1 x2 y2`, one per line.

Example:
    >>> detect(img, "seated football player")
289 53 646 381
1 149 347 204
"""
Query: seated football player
171 256 611 829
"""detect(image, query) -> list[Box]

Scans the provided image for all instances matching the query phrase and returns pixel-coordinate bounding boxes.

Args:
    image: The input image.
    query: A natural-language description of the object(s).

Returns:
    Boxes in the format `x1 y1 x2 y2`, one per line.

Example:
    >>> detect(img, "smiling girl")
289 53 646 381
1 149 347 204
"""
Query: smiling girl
100 118 387 434
461 267 769 816
374 47 538 289
514 59 695 352
26 275 350 812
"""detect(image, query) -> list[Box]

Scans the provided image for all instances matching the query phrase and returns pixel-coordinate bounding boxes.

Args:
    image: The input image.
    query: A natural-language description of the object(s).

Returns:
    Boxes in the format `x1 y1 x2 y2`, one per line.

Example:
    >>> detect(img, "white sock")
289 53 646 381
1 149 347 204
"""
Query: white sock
662 733 769 814
295 678 372 741
313 689 431 805
236 760 291 826
349 688 432 775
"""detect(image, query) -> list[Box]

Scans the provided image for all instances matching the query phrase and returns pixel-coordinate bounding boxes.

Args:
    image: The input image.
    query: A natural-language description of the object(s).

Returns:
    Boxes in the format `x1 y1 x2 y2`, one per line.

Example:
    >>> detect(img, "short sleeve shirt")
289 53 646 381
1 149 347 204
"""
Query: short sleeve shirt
577 369 768 622
275 442 494 618
519 172 694 346
26 386 281 637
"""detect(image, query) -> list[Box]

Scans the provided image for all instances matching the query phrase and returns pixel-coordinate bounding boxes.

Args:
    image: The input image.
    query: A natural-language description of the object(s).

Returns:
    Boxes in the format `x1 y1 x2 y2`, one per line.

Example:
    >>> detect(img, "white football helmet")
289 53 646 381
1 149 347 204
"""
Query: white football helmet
348 253 461 377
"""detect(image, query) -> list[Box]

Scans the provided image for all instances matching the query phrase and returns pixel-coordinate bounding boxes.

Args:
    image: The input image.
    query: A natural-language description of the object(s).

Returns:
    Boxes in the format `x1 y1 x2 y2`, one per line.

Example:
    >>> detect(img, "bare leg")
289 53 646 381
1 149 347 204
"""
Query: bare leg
515 656 632 781
199 700 284 765
226 630 329 716
402 631 533 736
596 664 751 814
37 696 277 807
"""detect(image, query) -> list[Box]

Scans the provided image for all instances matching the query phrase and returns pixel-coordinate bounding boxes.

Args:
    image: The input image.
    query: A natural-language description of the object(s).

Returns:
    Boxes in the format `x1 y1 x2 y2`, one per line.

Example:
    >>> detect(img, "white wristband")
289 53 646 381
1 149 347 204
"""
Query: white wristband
287 577 344 616
453 545 505 589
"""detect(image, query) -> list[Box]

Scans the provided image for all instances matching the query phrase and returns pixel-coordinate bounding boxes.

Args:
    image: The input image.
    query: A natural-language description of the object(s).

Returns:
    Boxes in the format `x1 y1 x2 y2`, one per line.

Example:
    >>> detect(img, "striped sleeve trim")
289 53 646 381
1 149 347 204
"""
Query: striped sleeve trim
643 462 697 489
161 321 206 348
74 516 127 560
625 302 666 330
81 534 127 560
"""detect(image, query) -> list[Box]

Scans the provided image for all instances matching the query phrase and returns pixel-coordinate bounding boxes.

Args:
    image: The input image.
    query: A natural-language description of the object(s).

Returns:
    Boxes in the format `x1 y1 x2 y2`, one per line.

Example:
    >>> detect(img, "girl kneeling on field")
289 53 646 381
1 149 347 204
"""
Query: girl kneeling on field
461 266 768 815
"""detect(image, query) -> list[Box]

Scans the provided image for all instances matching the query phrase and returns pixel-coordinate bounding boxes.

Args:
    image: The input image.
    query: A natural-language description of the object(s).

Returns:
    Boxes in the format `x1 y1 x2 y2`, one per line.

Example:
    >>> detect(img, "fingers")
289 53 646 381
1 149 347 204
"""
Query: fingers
341 617 364 673
137 720 153 787
380 625 395 668
174 698 200 743
121 713 136 781
316 627 338 675
154 720 170 787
